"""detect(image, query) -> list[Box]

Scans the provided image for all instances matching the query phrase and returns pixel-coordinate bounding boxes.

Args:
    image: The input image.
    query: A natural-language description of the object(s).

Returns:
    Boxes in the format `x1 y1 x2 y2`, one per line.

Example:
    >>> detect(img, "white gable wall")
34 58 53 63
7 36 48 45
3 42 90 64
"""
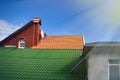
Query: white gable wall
87 45 120 80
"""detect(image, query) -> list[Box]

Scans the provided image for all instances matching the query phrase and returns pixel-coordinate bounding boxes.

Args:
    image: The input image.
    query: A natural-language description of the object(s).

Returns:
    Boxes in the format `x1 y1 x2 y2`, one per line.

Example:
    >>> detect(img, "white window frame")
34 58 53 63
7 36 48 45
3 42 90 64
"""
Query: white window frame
109 60 120 80
18 39 25 48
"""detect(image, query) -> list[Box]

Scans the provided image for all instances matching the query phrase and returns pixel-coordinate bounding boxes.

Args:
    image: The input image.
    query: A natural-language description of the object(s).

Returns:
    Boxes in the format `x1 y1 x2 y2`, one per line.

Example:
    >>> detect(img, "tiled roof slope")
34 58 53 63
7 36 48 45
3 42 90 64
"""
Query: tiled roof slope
0 48 84 80
32 36 84 49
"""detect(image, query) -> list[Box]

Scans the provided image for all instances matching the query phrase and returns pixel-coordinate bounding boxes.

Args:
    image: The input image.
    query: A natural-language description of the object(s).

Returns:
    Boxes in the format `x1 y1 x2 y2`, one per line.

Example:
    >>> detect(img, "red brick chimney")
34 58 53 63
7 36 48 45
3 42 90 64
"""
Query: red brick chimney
33 18 41 46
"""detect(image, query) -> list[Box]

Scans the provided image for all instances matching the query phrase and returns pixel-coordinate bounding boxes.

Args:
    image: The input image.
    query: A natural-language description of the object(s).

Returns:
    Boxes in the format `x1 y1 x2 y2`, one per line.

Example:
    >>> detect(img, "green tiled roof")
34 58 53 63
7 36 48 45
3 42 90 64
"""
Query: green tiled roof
0 48 84 80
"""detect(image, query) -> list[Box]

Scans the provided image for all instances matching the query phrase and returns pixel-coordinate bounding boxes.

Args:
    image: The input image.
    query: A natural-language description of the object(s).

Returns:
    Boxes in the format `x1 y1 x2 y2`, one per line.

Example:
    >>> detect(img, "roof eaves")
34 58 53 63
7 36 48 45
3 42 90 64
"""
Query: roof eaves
70 46 92 73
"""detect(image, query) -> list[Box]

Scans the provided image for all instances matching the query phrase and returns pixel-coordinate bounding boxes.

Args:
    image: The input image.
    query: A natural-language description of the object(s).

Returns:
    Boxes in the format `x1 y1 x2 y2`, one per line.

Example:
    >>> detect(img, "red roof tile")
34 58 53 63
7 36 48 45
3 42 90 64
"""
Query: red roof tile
32 36 84 49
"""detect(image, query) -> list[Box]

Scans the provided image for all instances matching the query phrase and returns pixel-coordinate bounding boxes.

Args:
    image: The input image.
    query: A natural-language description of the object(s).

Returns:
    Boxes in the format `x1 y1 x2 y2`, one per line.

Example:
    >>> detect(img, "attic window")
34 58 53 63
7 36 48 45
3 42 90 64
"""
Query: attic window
19 38 25 48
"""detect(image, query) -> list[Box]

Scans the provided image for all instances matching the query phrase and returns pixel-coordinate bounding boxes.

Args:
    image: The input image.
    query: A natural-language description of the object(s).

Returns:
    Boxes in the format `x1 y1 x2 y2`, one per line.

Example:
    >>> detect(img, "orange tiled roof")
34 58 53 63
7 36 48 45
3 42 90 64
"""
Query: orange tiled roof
32 36 84 49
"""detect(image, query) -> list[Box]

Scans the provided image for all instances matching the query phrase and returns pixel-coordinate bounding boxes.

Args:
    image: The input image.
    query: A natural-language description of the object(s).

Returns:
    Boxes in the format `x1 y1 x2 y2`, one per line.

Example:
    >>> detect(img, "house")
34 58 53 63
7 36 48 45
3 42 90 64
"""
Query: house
86 42 120 80
1 17 119 80
82 42 120 80
0 18 84 49
0 18 43 48
70 42 120 80
0 18 87 80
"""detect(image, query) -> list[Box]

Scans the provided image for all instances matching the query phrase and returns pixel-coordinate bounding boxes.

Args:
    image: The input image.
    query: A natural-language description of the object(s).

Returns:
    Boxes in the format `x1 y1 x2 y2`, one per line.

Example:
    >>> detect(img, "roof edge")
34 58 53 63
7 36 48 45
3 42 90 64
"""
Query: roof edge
0 20 33 46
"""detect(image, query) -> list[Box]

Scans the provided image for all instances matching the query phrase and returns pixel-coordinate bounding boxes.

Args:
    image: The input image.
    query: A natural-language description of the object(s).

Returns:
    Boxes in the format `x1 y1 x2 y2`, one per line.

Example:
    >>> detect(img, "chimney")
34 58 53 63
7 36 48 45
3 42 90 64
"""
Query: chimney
33 17 41 25
33 17 41 46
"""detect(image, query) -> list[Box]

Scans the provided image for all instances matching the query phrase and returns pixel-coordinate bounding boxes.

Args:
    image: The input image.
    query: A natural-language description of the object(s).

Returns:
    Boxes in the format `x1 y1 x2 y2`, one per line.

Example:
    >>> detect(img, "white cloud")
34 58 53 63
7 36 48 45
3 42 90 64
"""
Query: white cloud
0 20 21 41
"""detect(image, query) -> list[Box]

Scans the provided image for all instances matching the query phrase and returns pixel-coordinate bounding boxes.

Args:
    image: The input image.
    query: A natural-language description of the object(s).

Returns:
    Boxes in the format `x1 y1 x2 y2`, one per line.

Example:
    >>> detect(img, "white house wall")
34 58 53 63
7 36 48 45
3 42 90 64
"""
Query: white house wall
88 45 120 80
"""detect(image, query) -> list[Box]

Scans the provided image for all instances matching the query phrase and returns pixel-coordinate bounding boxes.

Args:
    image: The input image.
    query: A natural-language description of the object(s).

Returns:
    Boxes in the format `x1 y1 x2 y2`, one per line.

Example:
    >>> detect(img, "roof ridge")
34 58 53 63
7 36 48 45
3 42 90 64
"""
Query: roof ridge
47 35 83 37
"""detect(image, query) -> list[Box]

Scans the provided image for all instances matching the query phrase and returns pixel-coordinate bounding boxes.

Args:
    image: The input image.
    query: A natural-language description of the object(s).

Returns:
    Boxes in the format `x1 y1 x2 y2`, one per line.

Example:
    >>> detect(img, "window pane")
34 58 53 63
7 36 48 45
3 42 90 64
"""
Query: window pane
110 66 119 80
109 60 119 64
20 43 25 47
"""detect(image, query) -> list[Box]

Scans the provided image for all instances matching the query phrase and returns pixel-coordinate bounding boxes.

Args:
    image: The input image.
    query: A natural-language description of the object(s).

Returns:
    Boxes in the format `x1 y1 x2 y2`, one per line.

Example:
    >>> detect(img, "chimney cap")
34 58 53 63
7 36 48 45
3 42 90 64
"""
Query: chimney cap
33 17 40 23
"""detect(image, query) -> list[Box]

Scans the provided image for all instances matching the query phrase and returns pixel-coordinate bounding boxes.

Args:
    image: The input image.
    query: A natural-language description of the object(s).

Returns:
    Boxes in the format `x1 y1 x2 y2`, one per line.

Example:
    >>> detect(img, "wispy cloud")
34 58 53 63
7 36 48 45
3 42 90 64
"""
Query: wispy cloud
60 0 120 42
0 20 21 41
62 32 71 35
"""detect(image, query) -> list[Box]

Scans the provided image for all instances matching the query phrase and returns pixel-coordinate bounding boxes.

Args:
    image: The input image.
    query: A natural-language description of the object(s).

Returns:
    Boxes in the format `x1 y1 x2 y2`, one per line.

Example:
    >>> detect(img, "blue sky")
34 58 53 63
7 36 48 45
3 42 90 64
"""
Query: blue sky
0 0 120 43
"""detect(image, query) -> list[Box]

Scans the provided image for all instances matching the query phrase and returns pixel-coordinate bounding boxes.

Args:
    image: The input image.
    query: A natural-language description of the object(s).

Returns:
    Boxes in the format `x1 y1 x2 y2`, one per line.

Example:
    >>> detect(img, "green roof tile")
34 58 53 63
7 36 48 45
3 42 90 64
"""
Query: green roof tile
0 48 84 80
